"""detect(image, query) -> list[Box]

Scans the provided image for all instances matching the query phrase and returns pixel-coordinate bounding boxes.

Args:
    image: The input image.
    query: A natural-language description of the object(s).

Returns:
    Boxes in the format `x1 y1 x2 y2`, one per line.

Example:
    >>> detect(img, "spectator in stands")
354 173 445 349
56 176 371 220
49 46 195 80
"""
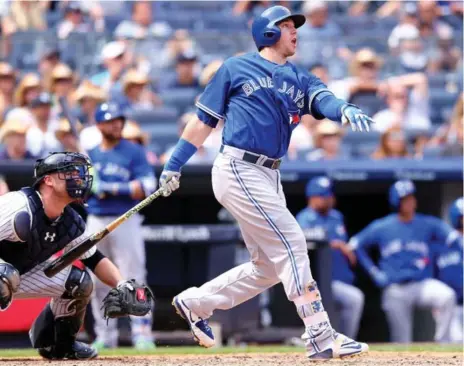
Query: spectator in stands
428 25 462 74
122 120 158 165
395 24 429 73
73 80 106 125
115 69 161 114
91 41 128 94
0 63 16 122
57 1 99 40
388 3 420 52
1 0 46 34
38 47 61 80
348 0 392 16
161 50 200 91
305 119 347 161
0 119 35 160
14 73 41 108
329 48 387 117
3 73 41 127
371 127 410 160
54 117 81 153
417 0 454 51
74 81 105 151
428 92 463 157
160 112 216 165
114 0 171 40
158 29 197 70
48 63 76 122
373 73 431 132
296 0 351 68
26 92 61 157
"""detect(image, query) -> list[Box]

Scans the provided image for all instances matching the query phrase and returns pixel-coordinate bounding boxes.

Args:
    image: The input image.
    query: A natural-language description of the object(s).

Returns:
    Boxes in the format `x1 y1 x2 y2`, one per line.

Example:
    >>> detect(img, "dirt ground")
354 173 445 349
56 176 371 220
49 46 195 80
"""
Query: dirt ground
1 352 462 366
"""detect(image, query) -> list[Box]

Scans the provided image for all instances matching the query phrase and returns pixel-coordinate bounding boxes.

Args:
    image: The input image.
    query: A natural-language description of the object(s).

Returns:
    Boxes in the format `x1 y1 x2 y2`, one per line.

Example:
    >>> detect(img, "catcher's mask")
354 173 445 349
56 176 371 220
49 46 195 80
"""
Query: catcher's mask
33 152 93 202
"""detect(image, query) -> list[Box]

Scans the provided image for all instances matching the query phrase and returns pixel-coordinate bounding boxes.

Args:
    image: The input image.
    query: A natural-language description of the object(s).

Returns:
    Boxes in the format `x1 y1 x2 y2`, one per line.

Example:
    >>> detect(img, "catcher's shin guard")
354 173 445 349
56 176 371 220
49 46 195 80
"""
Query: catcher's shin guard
29 304 56 348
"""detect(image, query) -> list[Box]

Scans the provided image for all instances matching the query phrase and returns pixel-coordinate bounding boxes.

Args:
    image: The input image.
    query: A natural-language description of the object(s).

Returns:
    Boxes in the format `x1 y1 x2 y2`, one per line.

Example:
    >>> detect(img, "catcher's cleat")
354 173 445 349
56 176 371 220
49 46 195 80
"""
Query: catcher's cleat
38 341 98 360
172 295 215 348
306 331 368 360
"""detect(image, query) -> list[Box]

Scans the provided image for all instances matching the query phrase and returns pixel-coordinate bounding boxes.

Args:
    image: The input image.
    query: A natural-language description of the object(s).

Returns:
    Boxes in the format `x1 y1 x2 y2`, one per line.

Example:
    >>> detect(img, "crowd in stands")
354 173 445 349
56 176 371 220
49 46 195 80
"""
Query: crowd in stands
0 0 461 172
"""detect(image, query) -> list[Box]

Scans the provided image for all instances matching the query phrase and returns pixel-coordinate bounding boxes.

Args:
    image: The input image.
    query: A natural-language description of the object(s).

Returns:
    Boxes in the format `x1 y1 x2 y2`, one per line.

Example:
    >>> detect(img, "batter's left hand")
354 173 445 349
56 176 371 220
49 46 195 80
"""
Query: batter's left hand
341 104 374 132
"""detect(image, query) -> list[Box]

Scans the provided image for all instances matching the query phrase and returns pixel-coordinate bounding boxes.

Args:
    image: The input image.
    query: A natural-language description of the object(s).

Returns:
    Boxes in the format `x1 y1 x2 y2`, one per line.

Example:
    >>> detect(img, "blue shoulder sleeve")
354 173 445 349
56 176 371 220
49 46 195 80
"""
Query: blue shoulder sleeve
196 63 231 122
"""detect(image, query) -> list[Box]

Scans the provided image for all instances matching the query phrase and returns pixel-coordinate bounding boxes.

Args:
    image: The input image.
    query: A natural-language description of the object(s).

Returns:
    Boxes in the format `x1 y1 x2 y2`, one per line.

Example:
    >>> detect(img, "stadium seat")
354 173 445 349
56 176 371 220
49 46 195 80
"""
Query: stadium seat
160 88 200 115
127 107 179 126
429 89 459 125
142 123 179 153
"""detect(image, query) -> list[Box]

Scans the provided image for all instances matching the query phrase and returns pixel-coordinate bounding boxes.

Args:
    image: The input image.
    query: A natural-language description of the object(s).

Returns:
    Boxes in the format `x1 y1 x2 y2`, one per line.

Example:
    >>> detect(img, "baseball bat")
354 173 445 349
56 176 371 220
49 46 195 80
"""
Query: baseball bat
58 96 80 139
44 185 166 278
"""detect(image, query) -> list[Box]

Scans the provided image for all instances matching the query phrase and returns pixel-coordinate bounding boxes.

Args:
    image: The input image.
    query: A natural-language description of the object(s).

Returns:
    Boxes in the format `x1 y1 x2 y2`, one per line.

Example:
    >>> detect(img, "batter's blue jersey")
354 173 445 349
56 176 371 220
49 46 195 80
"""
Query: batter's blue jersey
351 213 457 284
296 207 355 285
434 234 463 303
196 52 327 158
87 139 156 216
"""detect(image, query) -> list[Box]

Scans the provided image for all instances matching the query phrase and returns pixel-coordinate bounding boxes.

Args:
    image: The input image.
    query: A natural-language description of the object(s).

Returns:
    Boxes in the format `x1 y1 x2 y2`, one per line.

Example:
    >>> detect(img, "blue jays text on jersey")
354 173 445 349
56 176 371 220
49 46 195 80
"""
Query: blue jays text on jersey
350 213 458 284
196 52 328 159
87 139 156 216
296 207 355 285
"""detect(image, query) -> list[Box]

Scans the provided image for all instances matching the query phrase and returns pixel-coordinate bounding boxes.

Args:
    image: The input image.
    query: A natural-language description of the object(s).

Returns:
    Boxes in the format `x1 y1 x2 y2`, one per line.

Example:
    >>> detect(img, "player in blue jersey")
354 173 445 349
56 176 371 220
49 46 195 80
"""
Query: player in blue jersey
350 180 459 343
159 6 374 360
86 103 157 350
435 197 463 343
296 177 364 340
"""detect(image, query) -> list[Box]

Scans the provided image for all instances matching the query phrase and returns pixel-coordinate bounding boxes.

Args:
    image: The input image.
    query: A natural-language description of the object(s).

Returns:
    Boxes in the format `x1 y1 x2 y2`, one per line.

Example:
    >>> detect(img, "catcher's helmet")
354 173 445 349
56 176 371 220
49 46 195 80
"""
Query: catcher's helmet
252 6 305 50
388 180 415 210
449 197 463 229
33 152 93 201
94 102 125 124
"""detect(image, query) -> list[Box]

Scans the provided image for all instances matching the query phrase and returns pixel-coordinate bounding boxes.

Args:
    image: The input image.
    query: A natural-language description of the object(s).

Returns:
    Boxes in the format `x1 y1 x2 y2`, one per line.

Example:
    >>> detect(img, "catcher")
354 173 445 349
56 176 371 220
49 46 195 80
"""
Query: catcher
0 152 153 360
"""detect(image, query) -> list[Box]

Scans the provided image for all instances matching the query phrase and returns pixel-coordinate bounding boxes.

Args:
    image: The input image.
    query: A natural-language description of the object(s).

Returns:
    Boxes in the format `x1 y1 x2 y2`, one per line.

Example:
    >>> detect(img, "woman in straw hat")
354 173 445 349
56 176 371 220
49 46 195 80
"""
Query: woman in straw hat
0 62 17 122
305 119 347 161
116 69 161 114
3 73 41 127
371 126 410 160
54 117 82 153
0 119 35 160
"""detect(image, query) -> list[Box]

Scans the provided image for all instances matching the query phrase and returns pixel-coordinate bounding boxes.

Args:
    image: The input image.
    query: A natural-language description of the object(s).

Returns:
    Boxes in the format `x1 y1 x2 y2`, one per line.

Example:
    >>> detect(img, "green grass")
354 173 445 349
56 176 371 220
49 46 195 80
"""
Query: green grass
0 344 461 358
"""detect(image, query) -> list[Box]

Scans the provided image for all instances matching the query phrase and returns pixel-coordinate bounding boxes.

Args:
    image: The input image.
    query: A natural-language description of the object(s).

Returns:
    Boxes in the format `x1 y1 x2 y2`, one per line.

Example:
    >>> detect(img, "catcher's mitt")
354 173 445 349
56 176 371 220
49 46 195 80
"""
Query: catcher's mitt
101 279 154 320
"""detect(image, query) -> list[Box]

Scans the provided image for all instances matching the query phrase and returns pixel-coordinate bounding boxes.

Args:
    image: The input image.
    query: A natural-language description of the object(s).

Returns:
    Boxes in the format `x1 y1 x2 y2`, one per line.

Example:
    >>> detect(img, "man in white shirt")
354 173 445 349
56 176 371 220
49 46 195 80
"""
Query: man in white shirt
26 93 61 157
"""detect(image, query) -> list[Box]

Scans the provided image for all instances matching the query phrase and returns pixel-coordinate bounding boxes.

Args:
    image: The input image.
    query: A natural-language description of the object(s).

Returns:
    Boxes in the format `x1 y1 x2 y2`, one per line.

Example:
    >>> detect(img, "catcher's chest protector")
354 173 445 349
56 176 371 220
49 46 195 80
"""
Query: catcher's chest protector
0 188 86 274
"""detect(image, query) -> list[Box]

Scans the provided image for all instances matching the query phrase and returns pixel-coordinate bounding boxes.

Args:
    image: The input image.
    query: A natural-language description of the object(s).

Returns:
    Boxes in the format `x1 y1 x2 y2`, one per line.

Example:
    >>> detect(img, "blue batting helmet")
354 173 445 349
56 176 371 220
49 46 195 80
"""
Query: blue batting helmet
389 180 416 209
251 6 305 51
94 103 125 124
449 197 463 229
305 176 333 198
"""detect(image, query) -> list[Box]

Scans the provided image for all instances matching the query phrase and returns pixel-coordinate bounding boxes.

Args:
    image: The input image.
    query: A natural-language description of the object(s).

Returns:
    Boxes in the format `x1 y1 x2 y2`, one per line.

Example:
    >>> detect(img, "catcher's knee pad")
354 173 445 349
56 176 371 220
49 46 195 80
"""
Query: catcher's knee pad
63 266 93 300
29 304 55 348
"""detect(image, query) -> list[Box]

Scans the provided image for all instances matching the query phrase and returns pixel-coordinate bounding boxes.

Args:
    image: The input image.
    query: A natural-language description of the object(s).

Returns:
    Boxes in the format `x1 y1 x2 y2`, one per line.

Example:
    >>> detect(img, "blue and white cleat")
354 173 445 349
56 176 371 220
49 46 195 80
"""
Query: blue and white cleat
172 295 215 348
307 331 368 360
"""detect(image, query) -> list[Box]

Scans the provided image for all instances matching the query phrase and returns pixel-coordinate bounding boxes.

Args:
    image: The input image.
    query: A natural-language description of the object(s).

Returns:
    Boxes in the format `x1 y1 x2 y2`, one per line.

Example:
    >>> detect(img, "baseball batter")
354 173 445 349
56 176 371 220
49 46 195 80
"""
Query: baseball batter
435 197 463 343
86 103 157 349
159 6 374 360
296 177 364 340
350 180 460 343
0 152 152 360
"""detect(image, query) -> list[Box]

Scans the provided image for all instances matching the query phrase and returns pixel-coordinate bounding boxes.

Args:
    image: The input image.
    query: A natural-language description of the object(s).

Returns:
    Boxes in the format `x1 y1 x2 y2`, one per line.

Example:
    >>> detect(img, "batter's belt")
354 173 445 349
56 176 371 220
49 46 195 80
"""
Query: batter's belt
219 145 282 170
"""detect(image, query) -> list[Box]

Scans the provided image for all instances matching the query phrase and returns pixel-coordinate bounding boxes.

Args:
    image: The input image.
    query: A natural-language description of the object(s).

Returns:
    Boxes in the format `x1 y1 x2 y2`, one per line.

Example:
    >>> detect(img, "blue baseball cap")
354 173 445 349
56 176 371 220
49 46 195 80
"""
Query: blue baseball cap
305 176 333 198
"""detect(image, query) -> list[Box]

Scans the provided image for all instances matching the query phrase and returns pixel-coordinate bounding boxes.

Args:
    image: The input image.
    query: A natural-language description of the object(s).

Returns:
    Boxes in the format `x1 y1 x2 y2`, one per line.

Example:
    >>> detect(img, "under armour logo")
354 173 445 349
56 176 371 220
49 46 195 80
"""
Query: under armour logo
44 232 56 242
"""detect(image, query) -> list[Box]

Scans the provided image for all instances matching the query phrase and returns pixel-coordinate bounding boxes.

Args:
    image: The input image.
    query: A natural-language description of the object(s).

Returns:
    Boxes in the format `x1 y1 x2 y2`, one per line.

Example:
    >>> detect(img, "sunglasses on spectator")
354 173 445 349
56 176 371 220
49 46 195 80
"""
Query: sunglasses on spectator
54 78 72 83
360 62 378 69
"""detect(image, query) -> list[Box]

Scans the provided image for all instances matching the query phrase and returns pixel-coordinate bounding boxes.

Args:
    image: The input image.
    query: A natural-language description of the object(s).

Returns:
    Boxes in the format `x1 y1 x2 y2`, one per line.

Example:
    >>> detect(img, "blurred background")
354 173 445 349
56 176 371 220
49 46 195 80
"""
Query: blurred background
0 0 462 349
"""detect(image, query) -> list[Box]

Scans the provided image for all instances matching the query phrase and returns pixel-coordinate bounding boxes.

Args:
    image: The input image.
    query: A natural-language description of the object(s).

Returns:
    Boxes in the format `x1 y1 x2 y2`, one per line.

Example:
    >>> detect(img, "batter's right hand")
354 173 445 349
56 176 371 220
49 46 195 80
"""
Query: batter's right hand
159 170 181 197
